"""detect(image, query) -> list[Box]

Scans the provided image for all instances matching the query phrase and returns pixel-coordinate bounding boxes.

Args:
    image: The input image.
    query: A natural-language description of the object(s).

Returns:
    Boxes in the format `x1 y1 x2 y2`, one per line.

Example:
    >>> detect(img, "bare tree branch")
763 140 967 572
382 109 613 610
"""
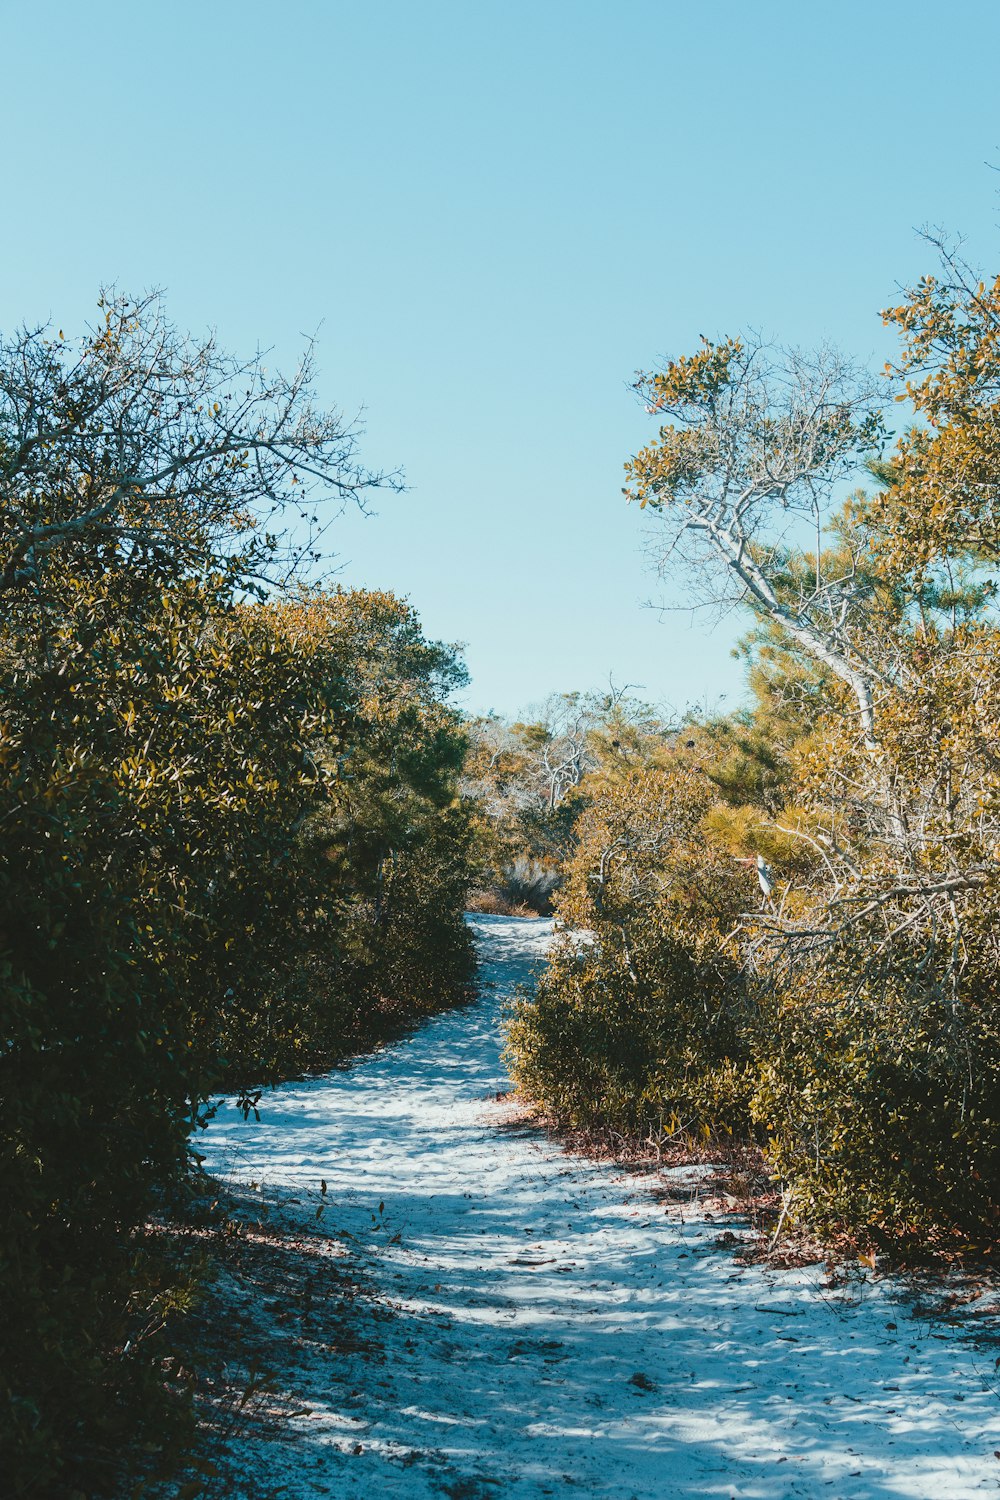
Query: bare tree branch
0 291 402 602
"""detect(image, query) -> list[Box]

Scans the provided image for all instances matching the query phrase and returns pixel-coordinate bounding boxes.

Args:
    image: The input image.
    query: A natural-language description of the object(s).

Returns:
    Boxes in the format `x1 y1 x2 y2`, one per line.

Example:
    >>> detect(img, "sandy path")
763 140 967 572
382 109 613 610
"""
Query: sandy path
200 915 1000 1499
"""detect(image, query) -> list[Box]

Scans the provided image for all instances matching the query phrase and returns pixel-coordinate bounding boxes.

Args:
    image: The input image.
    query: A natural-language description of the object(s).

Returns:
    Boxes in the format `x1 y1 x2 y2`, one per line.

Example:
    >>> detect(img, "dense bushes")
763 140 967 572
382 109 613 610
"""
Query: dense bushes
506 686 1000 1245
0 584 473 1496
507 926 751 1142
507 759 753 1141
505 247 1000 1253
0 300 473 1495
210 588 475 1081
752 941 1000 1239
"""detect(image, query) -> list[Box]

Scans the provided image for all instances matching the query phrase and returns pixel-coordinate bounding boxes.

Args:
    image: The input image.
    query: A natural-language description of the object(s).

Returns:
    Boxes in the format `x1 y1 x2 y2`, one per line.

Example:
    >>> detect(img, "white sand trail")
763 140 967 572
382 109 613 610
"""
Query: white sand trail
200 914 1000 1499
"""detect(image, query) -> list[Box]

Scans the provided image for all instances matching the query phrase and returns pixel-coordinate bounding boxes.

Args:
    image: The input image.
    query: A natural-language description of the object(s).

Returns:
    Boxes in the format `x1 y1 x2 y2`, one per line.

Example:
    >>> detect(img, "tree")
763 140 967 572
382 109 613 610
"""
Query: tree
0 296 474 1496
625 338 887 745
0 290 398 603
880 241 1000 572
612 307 1000 1242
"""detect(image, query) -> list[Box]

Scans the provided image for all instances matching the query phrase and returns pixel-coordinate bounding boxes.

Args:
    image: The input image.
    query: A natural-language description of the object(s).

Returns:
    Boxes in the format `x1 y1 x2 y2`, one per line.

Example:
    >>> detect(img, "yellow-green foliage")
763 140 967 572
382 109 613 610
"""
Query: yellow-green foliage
0 303 473 1495
745 615 1000 1241
751 936 1000 1241
0 575 474 1496
506 757 757 1141
508 611 1000 1243
463 692 676 913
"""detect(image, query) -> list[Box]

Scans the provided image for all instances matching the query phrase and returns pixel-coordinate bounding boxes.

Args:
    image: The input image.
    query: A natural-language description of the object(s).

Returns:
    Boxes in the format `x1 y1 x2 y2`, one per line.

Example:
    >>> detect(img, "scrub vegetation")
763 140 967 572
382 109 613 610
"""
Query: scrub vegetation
8 236 1000 1495
503 242 1000 1257
0 296 473 1497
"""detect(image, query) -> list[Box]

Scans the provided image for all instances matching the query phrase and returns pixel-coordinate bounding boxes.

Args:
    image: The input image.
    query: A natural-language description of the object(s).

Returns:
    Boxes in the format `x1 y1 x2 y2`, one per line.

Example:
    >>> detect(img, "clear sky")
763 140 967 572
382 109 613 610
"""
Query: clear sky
2 1 998 717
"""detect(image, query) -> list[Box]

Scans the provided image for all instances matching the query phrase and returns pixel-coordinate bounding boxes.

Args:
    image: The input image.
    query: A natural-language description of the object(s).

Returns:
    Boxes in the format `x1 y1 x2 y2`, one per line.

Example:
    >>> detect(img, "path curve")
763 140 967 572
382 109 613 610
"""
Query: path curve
201 915 1000 1499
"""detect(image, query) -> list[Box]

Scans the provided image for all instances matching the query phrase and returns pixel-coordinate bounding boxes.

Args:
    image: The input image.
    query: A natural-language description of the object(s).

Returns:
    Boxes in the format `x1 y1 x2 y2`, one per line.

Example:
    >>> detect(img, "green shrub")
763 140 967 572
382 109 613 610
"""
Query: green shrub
505 762 755 1143
0 585 473 1494
751 939 1000 1242
506 926 752 1140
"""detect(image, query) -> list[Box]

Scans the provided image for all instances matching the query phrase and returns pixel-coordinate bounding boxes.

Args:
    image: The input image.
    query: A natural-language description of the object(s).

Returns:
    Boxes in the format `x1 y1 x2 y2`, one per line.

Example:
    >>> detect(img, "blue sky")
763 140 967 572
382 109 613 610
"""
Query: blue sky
2 1 998 716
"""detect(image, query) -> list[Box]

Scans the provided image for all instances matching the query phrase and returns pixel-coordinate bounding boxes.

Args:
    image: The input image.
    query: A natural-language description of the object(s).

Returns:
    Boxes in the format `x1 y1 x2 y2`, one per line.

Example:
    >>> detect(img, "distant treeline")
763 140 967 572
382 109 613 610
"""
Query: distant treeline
0 298 473 1496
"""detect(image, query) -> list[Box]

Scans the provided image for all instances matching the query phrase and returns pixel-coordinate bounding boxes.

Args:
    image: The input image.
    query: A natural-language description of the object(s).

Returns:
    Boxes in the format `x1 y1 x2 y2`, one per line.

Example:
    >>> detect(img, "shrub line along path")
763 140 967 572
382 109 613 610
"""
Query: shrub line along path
200 915 1000 1499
